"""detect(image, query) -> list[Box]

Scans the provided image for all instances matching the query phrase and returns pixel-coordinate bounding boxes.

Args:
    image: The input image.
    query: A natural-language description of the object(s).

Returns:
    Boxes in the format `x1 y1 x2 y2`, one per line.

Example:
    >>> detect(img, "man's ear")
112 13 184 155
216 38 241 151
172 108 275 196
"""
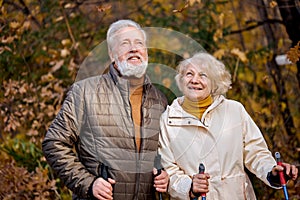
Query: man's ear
108 48 114 62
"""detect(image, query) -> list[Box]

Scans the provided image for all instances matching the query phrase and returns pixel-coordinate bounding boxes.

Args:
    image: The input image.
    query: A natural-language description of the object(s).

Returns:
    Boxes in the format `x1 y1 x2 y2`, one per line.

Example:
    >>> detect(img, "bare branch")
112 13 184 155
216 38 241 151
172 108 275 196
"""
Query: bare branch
59 2 83 61
18 0 41 28
225 19 283 35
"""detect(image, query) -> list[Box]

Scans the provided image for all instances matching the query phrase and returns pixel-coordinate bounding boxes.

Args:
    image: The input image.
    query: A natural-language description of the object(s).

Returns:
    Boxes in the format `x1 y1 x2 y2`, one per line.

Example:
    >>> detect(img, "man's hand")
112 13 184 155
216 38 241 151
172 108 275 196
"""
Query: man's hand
92 177 116 200
190 173 210 198
272 162 298 181
153 168 169 192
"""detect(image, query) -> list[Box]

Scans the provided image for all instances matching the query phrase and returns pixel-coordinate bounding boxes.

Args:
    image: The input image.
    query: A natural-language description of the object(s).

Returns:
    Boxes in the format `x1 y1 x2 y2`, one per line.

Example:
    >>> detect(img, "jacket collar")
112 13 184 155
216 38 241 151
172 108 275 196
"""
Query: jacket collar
167 95 225 127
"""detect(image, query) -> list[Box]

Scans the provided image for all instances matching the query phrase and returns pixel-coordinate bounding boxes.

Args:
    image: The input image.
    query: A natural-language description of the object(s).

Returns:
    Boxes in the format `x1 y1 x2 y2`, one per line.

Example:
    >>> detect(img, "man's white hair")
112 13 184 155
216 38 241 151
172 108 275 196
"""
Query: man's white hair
106 19 147 52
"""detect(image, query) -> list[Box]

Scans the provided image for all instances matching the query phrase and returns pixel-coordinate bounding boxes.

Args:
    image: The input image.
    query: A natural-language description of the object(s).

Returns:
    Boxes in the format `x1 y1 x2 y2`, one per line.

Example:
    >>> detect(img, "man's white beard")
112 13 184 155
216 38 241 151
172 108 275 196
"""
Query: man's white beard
116 59 148 78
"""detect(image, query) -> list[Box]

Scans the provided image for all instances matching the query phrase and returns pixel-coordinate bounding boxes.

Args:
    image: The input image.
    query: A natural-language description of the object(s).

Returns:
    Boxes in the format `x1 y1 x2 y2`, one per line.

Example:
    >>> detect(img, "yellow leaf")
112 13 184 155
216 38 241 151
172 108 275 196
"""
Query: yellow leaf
217 13 225 27
213 29 223 42
19 83 27 94
280 102 286 112
60 48 70 58
50 60 64 72
286 41 300 63
41 73 55 83
53 83 63 94
173 2 189 13
188 0 201 6
213 49 225 59
1 36 15 44
54 16 63 22
277 38 283 49
61 39 71 46
9 21 20 29
64 3 76 9
96 3 112 12
230 48 248 63
0 46 12 54
269 1 277 8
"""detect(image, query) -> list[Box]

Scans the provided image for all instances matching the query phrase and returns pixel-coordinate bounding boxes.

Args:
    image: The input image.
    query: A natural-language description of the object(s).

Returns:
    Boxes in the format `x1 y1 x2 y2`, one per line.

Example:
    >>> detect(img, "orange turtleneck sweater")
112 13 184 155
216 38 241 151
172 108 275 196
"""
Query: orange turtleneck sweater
182 95 213 119
129 80 144 152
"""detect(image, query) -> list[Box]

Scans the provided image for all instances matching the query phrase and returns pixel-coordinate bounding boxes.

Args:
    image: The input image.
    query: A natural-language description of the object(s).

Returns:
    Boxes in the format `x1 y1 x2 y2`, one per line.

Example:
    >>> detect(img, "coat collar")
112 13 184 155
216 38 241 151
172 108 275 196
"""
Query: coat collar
167 95 225 127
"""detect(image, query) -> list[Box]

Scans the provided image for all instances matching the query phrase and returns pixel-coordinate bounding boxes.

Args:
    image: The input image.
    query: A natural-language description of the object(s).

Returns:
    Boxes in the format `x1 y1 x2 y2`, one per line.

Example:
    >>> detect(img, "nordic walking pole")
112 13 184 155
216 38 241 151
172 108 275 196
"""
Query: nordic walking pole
154 153 163 200
275 152 289 200
199 163 206 200
100 163 108 181
192 163 206 200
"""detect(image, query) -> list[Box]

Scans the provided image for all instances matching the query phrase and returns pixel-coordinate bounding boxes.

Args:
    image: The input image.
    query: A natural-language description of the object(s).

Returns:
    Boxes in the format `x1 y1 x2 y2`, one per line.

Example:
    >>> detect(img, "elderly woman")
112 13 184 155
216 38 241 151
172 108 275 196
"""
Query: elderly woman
158 52 298 200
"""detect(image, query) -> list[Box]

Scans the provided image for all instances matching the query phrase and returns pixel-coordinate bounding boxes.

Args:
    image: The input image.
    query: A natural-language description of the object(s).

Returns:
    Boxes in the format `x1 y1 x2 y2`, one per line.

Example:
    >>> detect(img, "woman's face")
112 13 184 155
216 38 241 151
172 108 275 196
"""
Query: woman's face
180 64 212 101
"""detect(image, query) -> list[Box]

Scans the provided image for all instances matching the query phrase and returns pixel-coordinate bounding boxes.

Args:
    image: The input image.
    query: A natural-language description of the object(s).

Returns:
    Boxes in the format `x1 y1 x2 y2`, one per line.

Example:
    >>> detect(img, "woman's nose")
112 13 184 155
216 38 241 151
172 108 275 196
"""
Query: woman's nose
191 75 200 83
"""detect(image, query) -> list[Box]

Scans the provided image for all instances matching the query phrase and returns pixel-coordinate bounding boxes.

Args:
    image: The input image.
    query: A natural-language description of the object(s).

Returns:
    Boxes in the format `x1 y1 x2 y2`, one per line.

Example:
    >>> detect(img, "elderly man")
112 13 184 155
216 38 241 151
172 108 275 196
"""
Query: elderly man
42 19 169 200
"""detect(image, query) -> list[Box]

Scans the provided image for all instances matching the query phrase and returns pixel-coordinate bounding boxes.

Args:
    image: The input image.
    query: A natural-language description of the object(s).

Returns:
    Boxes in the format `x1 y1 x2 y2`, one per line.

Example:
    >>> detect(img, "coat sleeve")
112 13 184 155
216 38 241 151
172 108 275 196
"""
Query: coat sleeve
241 105 279 189
42 83 95 198
158 111 192 200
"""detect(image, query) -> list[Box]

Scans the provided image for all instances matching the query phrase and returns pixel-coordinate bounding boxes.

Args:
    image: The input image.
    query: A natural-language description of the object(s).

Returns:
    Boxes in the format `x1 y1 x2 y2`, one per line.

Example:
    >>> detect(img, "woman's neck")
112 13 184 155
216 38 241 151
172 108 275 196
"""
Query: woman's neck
182 95 213 119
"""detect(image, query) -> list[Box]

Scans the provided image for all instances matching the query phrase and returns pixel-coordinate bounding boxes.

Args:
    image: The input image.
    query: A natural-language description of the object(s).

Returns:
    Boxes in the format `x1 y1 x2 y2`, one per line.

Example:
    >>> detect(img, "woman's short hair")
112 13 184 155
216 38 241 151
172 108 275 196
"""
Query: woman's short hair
106 19 146 52
175 52 232 96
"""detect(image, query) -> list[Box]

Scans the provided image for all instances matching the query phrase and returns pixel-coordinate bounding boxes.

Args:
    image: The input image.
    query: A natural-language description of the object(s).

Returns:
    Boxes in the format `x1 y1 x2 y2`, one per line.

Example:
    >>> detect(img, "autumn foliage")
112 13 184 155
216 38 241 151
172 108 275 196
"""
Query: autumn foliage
0 0 299 199
0 160 57 199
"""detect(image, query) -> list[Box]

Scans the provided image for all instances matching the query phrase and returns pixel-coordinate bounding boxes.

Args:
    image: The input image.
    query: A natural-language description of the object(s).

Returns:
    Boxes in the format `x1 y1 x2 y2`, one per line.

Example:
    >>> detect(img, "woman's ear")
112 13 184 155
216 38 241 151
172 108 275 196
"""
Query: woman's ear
175 74 182 92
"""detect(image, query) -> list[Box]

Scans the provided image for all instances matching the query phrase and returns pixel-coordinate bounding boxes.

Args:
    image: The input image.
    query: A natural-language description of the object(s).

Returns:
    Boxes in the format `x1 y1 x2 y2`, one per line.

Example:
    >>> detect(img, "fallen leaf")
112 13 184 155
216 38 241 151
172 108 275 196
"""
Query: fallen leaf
97 4 112 12
50 60 64 72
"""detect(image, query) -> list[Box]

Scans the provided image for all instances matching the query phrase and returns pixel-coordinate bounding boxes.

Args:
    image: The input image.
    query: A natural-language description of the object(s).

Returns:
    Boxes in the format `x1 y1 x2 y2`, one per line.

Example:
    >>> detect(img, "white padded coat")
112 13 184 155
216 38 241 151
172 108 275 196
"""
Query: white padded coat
159 95 278 200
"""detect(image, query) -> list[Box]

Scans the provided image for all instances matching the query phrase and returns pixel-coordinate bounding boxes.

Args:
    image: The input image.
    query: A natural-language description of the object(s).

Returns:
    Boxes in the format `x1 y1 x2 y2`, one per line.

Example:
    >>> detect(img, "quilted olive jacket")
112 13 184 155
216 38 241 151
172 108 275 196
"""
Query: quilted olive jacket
42 64 168 200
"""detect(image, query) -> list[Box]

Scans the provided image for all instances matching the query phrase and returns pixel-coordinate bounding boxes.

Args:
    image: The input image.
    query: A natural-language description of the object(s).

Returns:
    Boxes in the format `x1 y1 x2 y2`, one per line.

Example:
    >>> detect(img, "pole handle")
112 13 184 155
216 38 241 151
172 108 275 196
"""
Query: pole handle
154 154 163 200
199 163 206 198
275 152 289 200
275 152 287 185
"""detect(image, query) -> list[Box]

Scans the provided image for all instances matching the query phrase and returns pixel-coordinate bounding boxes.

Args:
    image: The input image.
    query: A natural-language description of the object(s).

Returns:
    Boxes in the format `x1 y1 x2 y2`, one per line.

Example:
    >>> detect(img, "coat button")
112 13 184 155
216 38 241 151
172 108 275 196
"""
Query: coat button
188 121 191 124
168 121 172 124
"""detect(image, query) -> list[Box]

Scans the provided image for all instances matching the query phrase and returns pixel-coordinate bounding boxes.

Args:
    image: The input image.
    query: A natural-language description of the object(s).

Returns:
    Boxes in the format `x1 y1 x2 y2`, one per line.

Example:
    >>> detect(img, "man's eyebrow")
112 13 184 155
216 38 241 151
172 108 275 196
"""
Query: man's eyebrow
119 37 144 41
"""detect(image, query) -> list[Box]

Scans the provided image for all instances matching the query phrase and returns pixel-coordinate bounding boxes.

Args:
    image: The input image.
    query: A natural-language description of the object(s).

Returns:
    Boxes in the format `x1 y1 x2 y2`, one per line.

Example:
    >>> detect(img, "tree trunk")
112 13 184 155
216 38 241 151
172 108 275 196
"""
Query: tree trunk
257 0 296 145
276 0 300 90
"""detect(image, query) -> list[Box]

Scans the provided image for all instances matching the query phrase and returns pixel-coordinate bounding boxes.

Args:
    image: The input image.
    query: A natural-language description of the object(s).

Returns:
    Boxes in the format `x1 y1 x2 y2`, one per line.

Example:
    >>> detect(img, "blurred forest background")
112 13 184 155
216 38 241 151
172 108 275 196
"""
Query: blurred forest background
0 0 300 199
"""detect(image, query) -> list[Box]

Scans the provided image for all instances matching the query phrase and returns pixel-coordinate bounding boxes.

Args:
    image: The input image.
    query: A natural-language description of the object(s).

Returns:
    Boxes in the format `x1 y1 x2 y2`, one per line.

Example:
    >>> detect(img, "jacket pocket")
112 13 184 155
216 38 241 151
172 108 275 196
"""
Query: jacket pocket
209 174 251 200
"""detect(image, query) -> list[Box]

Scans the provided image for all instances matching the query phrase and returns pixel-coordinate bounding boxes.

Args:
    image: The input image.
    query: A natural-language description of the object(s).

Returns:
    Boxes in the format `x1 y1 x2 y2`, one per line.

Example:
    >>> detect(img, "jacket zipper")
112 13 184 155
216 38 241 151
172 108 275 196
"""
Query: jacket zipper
134 88 147 199
128 82 143 199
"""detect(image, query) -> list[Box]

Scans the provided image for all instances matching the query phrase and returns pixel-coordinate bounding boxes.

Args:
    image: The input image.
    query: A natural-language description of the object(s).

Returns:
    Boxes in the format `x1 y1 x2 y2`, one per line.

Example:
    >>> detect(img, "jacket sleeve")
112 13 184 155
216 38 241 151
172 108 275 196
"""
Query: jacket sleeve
42 83 95 198
158 111 192 200
241 105 279 189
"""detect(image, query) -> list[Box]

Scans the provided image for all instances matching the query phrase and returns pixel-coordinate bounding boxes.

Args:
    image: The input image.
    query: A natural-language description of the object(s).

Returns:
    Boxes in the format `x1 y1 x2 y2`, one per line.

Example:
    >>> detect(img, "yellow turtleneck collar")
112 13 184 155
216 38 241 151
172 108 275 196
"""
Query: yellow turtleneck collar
182 95 213 119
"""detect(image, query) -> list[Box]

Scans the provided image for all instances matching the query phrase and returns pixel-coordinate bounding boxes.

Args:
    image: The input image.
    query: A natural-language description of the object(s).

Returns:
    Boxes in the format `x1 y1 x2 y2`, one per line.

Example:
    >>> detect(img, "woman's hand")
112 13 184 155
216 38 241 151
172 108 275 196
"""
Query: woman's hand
272 162 298 181
190 173 210 198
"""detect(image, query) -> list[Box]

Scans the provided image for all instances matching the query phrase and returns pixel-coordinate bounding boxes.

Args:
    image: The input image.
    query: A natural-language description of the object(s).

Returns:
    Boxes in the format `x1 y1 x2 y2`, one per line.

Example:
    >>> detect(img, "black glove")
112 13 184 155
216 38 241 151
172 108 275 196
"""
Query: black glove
267 168 291 187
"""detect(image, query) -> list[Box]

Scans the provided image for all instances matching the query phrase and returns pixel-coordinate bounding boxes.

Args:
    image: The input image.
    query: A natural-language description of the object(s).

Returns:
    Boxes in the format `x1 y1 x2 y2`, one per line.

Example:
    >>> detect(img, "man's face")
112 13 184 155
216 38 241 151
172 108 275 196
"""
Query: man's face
111 27 148 78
